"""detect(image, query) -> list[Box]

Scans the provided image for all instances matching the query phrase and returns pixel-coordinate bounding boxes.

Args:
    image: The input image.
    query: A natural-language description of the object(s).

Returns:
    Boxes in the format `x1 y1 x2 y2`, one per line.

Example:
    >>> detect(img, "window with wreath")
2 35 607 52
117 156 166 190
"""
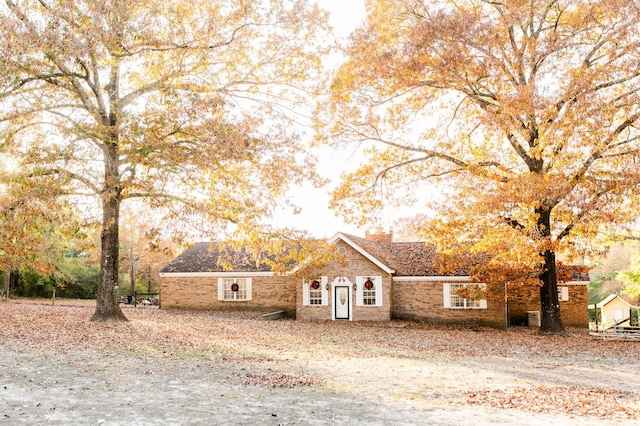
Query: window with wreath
302 277 328 306
217 277 252 301
443 283 487 309
356 276 382 306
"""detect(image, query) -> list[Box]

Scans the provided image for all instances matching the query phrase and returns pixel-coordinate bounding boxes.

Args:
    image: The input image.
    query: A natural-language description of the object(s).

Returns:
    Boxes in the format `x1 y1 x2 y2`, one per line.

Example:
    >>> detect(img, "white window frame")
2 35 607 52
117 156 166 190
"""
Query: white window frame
355 276 383 306
302 276 328 306
558 286 569 302
443 283 487 309
217 277 252 301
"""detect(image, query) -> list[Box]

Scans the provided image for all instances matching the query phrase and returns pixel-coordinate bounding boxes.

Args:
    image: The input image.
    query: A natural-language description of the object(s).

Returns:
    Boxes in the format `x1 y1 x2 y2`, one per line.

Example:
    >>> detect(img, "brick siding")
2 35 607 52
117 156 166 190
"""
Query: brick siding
296 244 392 321
160 239 588 329
161 275 296 316
507 282 588 327
392 280 507 329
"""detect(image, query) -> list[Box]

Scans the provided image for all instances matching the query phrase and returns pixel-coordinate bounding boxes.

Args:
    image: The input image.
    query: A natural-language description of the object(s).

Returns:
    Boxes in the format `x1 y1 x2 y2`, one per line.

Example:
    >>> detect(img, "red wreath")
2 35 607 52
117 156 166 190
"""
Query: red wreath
310 280 320 290
364 279 374 290
231 283 239 292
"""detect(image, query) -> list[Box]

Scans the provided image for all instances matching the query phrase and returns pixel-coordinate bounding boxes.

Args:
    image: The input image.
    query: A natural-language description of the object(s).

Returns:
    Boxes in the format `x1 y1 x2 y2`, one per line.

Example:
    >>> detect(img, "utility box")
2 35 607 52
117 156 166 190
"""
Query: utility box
527 311 541 327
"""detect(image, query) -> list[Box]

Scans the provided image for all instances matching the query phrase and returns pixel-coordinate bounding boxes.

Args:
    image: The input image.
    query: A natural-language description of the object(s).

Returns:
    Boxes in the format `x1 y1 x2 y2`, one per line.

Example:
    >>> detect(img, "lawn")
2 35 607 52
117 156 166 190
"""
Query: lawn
1 300 639 425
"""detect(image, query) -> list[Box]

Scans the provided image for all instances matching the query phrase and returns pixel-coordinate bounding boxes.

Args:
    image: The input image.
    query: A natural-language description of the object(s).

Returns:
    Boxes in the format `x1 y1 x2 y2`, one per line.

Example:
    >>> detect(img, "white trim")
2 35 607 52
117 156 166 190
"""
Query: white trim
303 277 328 306
160 271 275 278
321 276 329 306
443 283 487 309
218 277 252 301
596 294 634 309
443 283 452 308
328 233 395 274
246 278 252 301
356 275 383 307
217 278 224 301
562 281 589 285
302 280 310 306
394 276 471 282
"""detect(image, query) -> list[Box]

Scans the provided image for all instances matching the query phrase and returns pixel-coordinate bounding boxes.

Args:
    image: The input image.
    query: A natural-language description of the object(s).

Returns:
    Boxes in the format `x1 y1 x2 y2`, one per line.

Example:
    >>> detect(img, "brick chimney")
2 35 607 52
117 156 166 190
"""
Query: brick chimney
365 229 394 242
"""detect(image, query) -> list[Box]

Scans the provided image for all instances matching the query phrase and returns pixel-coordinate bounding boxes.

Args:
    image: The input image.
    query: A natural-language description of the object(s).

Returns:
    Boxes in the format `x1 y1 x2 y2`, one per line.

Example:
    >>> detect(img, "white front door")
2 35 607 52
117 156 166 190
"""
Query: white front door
334 286 350 319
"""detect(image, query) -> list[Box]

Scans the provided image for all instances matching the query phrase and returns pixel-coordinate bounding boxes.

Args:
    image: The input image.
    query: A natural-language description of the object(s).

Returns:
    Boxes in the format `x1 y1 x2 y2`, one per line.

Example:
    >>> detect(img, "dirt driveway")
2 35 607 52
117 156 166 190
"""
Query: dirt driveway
1 301 639 425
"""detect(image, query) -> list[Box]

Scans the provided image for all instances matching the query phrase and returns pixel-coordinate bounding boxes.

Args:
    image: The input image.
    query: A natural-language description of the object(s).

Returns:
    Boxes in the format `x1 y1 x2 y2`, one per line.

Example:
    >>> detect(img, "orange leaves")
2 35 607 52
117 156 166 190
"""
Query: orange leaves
321 2 640 308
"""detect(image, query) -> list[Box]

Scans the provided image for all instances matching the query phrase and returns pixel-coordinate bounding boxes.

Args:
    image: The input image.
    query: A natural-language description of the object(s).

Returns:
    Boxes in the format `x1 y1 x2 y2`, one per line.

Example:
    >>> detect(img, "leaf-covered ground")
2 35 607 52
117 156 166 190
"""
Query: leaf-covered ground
1 300 639 425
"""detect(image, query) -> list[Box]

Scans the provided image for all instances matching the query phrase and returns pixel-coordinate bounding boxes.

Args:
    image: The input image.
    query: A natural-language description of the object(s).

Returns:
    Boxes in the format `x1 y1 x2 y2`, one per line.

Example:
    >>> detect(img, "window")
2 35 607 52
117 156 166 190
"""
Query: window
362 278 376 305
558 286 569 302
309 279 322 305
356 276 382 306
217 278 252 301
302 277 328 306
443 283 487 309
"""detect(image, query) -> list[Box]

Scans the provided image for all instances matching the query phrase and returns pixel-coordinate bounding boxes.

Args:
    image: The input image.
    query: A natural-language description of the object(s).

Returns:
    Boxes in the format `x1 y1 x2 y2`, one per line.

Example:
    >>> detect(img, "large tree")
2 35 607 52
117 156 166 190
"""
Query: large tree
0 0 330 321
319 0 640 333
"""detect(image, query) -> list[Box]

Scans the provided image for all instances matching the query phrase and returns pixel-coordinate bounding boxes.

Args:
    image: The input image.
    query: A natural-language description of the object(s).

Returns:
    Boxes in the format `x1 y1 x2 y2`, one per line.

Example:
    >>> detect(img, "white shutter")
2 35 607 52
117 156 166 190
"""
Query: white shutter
443 283 451 308
302 280 309 306
217 278 224 301
356 276 363 306
245 278 252 301
479 283 487 309
321 276 328 306
375 276 383 306
560 286 569 302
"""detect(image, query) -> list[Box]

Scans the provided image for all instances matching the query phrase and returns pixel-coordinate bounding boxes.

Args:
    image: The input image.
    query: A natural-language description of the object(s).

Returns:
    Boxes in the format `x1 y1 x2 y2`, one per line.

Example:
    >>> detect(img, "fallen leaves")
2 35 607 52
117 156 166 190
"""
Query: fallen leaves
1 300 639 421
231 369 322 388
467 386 640 419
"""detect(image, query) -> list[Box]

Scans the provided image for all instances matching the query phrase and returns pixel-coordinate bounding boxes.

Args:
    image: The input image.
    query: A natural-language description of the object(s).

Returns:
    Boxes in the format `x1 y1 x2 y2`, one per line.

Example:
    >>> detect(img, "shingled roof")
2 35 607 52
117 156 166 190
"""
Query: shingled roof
339 233 481 276
160 242 273 273
162 232 587 280
161 233 485 276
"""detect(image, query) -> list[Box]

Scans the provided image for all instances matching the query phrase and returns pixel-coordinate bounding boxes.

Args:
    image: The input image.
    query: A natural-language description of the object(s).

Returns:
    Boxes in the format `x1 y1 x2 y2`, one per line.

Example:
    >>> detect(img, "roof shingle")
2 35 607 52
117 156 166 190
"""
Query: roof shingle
341 233 481 276
160 242 273 273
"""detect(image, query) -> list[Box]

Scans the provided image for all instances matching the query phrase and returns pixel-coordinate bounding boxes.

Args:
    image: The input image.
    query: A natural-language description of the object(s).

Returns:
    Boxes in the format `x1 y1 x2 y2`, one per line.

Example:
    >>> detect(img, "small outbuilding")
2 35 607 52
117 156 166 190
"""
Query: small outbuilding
594 294 639 326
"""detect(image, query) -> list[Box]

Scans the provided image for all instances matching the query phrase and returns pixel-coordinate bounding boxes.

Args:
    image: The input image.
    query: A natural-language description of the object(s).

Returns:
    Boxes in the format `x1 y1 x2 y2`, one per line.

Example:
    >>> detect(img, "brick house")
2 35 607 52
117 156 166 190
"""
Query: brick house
159 231 590 329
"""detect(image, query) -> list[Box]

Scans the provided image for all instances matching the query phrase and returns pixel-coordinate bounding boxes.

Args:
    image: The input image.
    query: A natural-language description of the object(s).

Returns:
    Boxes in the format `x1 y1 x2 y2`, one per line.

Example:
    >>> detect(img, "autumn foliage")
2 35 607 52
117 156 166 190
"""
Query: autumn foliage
318 0 640 333
0 0 330 320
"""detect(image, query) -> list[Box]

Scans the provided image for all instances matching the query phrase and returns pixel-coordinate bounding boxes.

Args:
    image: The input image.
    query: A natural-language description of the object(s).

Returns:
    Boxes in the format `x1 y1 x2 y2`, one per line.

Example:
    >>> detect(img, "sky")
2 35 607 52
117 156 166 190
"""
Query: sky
271 0 370 238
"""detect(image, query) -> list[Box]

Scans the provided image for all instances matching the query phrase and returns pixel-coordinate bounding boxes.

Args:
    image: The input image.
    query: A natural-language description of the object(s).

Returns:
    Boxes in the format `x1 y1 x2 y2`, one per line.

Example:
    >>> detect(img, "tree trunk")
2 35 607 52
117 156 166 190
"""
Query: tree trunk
90 66 127 322
539 249 565 334
90 102 127 322
536 207 565 334
90 190 128 321
2 265 10 300
130 260 136 307
91 201 127 321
